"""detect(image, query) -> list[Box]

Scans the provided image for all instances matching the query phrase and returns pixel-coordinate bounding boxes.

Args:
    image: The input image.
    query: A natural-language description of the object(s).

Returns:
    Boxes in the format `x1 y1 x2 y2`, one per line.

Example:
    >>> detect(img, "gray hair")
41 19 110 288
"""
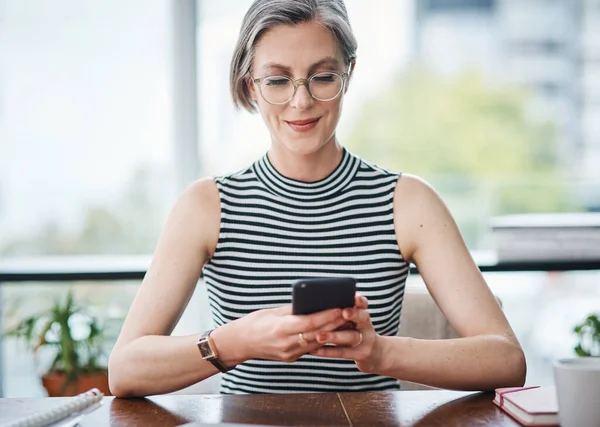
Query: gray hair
230 0 358 113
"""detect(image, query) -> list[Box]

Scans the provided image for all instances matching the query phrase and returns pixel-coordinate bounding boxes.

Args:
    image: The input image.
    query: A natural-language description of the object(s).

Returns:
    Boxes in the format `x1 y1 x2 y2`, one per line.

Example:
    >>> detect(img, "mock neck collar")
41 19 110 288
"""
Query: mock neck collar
253 148 359 200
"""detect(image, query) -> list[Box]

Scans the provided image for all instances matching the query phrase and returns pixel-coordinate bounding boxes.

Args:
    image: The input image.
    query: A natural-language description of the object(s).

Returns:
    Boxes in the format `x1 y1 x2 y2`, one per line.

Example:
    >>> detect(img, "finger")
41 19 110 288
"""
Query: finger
285 308 342 334
354 294 368 309
301 316 350 342
315 330 363 347
285 337 326 362
290 315 352 352
310 346 353 359
333 320 357 331
294 332 330 352
342 307 370 326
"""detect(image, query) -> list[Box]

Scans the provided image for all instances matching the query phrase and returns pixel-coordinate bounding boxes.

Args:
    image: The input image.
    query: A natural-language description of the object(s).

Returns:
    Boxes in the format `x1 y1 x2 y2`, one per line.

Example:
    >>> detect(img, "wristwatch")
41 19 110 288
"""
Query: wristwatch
196 329 234 373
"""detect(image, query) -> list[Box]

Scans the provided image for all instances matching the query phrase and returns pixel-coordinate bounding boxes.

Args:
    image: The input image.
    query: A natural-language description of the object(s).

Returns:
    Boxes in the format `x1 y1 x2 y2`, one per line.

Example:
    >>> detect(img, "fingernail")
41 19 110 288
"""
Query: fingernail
317 333 327 342
344 308 353 318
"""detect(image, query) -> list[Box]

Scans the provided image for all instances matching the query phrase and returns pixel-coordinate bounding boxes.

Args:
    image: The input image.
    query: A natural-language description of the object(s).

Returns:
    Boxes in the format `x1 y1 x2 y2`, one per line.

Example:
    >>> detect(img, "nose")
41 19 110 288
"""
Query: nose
289 82 314 110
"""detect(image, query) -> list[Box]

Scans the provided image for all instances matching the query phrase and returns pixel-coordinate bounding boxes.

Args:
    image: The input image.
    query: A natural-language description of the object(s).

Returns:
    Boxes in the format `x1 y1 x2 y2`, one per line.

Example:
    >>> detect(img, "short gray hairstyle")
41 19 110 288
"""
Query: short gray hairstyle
230 0 358 113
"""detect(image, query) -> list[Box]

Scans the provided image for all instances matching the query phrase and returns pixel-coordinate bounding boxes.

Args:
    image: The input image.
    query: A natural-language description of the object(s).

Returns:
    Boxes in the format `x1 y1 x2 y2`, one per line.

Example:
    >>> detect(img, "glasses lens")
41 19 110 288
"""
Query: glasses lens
309 72 343 101
260 76 294 104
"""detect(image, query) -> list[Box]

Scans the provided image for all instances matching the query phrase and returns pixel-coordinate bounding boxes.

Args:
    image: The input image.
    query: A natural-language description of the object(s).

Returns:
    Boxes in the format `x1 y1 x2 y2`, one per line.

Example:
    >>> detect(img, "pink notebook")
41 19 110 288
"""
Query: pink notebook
493 386 559 426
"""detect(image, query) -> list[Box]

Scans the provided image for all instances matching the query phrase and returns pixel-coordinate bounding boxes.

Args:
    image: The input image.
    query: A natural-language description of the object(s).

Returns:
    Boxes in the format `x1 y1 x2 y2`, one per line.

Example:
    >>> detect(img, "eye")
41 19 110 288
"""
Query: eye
311 73 338 83
264 77 291 87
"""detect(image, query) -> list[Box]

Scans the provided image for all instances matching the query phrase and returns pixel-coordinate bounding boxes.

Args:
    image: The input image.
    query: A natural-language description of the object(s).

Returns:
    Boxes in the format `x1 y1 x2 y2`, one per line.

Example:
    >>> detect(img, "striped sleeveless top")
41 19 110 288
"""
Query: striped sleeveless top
202 148 410 394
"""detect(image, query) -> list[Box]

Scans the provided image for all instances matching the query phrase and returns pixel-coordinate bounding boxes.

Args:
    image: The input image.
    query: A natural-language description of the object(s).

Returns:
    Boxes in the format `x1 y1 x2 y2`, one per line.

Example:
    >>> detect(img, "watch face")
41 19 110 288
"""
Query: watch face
197 338 215 359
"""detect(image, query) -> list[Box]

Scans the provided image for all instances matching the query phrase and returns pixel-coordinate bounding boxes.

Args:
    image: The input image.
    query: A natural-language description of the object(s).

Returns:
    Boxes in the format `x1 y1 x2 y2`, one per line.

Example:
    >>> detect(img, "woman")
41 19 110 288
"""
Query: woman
108 0 526 396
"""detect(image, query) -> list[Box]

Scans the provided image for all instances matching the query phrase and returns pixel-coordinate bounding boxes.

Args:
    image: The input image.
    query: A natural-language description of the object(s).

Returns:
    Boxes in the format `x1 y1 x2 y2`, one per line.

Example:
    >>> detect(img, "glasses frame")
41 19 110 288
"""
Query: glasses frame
250 71 349 105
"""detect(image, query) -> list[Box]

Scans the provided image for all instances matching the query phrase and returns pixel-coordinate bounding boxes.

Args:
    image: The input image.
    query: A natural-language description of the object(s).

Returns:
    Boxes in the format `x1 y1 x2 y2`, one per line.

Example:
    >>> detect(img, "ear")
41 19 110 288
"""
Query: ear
246 76 258 101
344 59 356 93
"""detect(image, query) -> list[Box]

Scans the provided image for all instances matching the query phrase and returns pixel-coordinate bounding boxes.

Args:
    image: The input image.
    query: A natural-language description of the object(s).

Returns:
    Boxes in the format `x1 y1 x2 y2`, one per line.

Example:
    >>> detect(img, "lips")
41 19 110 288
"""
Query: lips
287 118 319 126
286 117 320 132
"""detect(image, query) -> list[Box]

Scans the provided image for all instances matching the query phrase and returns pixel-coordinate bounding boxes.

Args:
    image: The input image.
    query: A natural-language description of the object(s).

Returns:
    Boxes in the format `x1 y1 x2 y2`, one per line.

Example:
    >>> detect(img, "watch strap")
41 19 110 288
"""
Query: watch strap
198 329 234 373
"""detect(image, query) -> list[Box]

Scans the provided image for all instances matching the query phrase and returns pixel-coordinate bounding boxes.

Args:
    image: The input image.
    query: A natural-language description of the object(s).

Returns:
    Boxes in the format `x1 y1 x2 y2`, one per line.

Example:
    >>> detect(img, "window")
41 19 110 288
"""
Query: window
424 0 495 12
2 0 599 397
196 0 600 389
0 0 176 257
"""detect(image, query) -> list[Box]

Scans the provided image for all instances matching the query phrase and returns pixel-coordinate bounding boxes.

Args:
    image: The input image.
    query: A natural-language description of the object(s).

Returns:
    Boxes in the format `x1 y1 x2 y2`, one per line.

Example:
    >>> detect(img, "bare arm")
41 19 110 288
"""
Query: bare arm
380 174 526 390
312 174 526 391
108 178 349 397
108 178 222 397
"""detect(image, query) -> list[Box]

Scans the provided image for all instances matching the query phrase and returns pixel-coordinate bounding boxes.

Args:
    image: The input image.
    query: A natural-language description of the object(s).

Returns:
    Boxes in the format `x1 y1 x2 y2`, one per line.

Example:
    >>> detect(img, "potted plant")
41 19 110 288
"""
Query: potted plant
573 313 600 357
4 290 111 396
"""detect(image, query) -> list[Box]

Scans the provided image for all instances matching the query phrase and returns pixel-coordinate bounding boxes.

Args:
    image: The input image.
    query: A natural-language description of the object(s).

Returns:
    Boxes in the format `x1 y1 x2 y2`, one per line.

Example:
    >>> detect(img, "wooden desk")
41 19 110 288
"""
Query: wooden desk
1 390 521 426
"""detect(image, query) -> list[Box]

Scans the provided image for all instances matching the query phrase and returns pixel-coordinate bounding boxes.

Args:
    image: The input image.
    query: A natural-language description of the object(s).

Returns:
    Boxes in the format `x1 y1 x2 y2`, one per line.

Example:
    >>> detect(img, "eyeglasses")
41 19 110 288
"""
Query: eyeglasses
250 71 349 105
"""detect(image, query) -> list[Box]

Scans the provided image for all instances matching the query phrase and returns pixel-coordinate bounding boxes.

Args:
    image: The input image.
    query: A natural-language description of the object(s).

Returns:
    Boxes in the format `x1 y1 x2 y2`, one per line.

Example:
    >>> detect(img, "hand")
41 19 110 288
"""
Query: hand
309 295 384 374
227 305 349 364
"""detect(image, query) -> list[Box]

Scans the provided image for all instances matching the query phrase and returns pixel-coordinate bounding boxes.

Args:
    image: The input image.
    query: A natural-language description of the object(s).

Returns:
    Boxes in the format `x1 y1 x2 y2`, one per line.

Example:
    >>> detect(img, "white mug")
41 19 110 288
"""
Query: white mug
553 357 600 427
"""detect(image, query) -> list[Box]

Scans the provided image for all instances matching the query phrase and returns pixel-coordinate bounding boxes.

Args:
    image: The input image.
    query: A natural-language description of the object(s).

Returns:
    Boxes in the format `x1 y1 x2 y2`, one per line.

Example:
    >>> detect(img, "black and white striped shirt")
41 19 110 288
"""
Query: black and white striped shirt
202 148 409 394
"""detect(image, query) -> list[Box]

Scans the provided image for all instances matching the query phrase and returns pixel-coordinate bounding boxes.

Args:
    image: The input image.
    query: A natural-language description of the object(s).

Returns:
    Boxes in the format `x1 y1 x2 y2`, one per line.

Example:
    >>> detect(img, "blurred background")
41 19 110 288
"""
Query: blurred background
1 0 599 397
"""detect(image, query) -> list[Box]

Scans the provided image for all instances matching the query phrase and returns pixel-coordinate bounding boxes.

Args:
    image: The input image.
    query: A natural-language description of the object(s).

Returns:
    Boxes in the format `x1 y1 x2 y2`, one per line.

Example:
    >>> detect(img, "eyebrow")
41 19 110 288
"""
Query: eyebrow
261 57 343 74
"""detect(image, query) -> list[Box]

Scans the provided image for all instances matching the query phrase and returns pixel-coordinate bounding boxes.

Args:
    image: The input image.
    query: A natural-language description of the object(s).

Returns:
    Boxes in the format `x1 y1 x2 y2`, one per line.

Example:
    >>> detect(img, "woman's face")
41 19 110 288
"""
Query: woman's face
249 21 351 156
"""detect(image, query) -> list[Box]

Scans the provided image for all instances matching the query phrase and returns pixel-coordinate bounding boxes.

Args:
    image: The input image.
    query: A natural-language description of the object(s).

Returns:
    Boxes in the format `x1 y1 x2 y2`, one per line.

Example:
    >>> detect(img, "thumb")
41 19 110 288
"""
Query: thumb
354 294 368 309
272 304 293 315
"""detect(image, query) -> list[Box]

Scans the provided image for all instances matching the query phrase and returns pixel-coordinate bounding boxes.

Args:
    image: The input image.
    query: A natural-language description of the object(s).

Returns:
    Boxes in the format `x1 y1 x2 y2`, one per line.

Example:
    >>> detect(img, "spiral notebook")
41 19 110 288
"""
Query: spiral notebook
2 388 104 427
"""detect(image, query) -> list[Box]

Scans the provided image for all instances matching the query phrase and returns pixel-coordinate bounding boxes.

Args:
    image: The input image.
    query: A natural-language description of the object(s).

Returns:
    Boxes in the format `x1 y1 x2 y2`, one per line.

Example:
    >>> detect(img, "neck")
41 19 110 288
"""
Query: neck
267 139 344 182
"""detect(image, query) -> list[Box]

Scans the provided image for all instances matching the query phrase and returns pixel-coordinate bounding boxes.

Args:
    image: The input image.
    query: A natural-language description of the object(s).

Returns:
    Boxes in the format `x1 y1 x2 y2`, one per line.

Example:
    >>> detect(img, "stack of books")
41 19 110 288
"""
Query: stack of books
490 213 600 263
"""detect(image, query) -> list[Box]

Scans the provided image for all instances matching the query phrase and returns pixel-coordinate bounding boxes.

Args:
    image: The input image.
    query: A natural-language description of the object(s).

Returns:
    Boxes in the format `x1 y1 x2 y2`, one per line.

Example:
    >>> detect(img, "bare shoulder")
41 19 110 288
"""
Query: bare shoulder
393 173 457 262
167 177 221 259
112 177 221 345
393 173 451 227
179 177 220 210
393 174 521 344
394 173 439 202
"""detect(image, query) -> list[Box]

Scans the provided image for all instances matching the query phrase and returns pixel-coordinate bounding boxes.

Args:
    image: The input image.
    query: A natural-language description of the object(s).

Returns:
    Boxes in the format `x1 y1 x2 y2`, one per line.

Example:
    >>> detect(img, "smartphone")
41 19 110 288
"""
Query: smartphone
291 277 356 315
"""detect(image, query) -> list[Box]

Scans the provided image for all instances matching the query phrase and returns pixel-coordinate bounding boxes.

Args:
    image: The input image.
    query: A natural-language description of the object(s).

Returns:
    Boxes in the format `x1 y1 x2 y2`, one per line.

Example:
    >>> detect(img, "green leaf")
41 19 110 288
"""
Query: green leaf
48 351 62 373
574 344 591 357
4 289 109 386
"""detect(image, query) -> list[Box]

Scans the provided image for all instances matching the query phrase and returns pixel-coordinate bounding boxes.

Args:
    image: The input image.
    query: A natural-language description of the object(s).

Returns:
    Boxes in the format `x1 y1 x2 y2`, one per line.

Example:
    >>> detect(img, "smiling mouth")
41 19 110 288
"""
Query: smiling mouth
286 118 320 126
286 118 320 132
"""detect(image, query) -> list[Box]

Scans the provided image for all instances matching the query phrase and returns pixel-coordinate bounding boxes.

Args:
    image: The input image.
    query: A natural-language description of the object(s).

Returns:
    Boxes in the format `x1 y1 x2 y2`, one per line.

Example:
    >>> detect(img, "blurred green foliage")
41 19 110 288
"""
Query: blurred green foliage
1 167 164 256
347 67 581 247
4 290 107 390
574 314 600 357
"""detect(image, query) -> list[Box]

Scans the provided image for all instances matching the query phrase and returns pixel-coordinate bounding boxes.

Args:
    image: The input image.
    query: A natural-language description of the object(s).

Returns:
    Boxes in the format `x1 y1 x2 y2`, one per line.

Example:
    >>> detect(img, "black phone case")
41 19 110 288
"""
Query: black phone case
291 277 356 315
